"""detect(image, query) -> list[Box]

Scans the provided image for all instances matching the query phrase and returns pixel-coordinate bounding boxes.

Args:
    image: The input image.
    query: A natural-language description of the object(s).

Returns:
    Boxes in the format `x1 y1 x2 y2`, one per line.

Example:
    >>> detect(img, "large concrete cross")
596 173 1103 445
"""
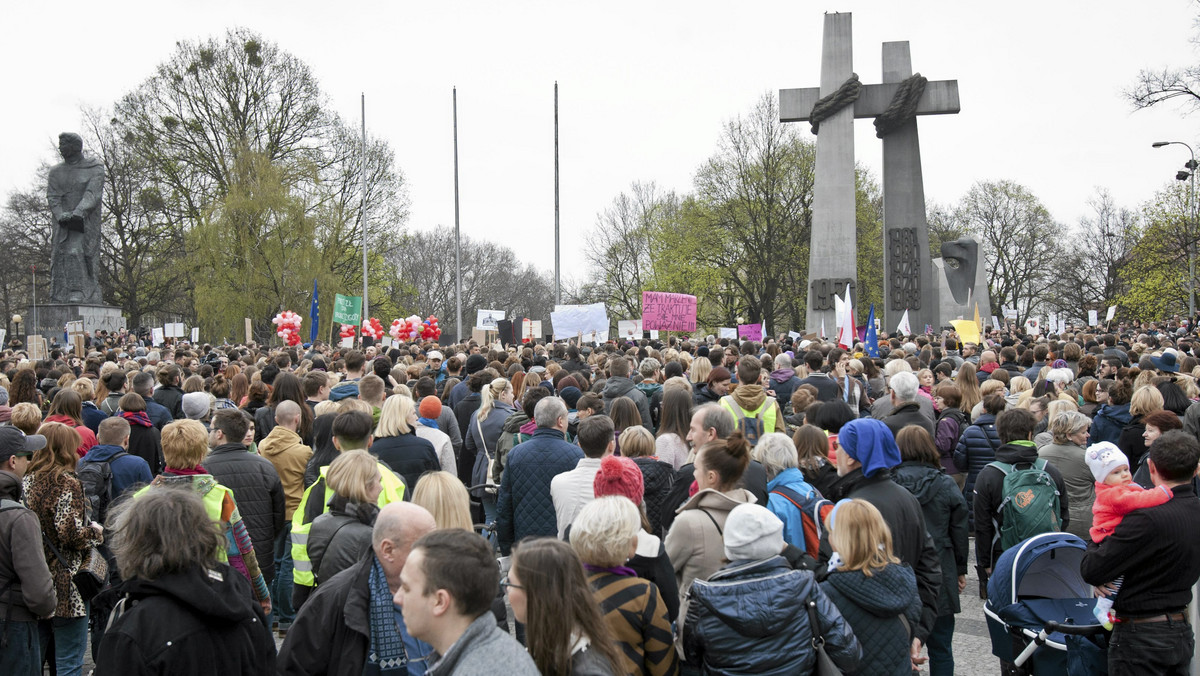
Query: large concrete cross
779 13 959 333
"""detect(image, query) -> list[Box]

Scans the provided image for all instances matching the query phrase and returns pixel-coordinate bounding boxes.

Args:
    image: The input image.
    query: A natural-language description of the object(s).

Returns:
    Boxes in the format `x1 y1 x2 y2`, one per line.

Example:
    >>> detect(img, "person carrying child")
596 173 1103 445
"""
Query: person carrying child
1085 441 1172 628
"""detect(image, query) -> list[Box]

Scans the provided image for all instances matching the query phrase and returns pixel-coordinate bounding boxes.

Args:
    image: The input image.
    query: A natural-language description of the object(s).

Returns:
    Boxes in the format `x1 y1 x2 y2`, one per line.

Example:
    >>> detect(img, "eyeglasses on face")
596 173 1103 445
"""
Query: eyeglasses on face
500 576 524 592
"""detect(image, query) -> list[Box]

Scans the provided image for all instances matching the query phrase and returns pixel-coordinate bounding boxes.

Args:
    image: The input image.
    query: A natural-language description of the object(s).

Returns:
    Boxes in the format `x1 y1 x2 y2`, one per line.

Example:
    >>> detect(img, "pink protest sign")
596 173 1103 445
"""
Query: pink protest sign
641 292 697 332
737 323 763 340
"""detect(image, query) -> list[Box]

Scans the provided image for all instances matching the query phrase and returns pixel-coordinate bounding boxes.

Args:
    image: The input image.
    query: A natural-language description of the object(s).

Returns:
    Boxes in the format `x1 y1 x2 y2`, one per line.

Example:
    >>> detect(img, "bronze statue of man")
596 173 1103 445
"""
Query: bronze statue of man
46 132 104 304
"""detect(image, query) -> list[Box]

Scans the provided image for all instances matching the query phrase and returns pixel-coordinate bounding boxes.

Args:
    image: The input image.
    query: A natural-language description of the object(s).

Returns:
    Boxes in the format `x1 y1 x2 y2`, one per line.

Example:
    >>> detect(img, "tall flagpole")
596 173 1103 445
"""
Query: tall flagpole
360 94 369 344
554 81 560 306
453 87 463 344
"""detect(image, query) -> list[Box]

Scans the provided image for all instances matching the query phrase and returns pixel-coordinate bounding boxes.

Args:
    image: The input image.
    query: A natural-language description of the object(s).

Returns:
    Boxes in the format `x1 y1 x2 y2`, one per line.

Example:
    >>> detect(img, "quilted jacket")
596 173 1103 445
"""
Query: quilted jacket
370 431 439 492
684 556 860 676
953 413 1002 528
632 456 675 537
205 442 286 584
821 563 921 676
496 428 584 555
892 461 969 616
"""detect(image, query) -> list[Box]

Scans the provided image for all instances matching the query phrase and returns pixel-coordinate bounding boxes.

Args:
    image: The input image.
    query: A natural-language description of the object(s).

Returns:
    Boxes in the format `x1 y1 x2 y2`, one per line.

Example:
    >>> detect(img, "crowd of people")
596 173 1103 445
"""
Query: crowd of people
0 320 1199 675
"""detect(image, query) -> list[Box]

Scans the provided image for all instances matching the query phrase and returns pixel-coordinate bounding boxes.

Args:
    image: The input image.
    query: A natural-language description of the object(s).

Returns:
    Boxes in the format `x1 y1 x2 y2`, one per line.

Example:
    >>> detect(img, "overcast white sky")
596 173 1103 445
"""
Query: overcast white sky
3 1 1198 291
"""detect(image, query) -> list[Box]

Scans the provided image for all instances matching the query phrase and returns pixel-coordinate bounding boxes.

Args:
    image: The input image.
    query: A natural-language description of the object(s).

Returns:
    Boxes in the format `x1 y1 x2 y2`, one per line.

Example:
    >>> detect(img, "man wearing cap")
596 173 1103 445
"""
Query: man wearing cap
423 351 446 388
829 417 942 669
0 427 56 676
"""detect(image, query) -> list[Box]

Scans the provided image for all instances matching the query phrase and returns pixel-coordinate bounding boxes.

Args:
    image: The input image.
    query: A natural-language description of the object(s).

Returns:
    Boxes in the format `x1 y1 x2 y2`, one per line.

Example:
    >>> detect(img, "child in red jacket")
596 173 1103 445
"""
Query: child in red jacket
1086 442 1172 628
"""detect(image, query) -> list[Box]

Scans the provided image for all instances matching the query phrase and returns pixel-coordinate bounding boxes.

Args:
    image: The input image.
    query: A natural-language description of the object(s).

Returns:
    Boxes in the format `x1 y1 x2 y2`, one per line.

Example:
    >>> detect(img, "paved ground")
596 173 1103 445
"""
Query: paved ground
82 540 1004 675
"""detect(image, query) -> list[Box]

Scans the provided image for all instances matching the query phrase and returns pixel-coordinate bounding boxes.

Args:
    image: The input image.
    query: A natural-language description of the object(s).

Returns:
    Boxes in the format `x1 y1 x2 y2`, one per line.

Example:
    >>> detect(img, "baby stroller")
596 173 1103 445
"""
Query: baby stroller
983 532 1109 675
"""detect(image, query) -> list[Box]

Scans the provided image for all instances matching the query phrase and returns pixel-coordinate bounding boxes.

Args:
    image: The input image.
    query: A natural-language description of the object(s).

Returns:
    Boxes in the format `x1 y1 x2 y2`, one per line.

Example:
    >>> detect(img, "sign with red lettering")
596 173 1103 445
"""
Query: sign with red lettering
641 292 697 332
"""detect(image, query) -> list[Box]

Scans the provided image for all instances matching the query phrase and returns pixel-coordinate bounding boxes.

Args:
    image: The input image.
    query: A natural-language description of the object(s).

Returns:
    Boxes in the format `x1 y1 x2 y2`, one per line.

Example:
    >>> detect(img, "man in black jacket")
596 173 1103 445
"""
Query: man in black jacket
796 350 840 402
206 409 285 585
279 502 436 676
1082 431 1200 676
827 417 943 671
973 408 1068 573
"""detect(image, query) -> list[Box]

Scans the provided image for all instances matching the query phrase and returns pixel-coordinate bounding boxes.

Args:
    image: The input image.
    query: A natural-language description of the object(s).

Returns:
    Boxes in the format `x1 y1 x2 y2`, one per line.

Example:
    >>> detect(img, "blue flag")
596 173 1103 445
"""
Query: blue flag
864 304 879 358
309 279 319 344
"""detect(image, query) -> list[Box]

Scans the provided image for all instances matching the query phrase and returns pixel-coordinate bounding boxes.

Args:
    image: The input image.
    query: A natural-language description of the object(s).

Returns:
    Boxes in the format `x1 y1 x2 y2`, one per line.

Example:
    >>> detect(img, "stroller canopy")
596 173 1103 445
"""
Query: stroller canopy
987 532 1092 610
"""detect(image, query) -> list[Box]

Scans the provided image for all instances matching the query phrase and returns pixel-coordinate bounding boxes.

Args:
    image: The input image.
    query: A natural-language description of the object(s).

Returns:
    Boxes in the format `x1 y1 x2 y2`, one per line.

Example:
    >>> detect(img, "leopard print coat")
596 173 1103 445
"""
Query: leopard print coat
23 470 103 618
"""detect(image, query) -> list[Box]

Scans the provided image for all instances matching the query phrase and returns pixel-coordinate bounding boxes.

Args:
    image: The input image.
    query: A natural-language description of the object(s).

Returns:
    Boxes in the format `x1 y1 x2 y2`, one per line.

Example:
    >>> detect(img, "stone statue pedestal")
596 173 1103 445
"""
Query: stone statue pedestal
29 303 126 342
932 258 991 329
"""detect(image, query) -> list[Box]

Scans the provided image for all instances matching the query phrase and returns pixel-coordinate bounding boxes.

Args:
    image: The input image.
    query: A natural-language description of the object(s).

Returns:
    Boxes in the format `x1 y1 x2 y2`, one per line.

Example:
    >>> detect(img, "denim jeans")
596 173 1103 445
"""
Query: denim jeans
1109 617 1194 676
0 619 40 676
271 525 295 627
39 607 89 676
927 613 956 676
482 494 499 545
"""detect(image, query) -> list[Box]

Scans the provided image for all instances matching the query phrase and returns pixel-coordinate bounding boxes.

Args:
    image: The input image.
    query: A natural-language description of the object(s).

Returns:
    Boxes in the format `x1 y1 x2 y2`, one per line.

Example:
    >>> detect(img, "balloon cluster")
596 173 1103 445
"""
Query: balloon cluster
420 315 441 340
272 311 303 347
388 314 442 342
339 323 357 340
362 317 385 341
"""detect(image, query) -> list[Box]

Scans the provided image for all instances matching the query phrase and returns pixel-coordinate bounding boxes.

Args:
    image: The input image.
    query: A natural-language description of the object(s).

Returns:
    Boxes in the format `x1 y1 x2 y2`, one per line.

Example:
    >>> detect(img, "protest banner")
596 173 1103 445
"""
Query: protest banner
718 327 737 340
738 323 763 341
950 319 980 346
191 327 199 343
1088 310 1099 326
333 294 363 326
476 309 504 331
552 303 609 342
641 292 697 332
245 318 253 344
1106 305 1117 322
151 327 164 346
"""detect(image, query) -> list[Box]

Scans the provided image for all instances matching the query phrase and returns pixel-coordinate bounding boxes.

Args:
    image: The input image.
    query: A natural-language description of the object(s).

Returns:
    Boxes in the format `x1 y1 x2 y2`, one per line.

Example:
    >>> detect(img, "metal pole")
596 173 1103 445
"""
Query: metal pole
554 81 561 305
1189 145 1196 318
361 94 369 345
31 266 36 338
453 88 462 344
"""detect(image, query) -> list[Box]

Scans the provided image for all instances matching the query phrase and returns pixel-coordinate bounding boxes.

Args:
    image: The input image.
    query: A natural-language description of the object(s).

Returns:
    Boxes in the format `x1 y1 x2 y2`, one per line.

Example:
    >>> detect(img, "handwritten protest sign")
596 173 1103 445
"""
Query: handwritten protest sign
738 323 763 341
641 292 697 332
718 327 737 340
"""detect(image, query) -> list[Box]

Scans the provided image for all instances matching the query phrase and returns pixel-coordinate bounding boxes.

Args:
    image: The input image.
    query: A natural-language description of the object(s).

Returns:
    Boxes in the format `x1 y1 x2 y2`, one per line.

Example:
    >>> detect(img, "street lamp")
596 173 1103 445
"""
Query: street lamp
1153 141 1198 317
11 314 21 347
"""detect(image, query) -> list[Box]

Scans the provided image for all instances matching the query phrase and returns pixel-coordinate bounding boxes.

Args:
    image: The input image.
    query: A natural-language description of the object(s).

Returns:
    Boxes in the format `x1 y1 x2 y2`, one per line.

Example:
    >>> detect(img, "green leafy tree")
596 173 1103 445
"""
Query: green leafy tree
1118 183 1193 320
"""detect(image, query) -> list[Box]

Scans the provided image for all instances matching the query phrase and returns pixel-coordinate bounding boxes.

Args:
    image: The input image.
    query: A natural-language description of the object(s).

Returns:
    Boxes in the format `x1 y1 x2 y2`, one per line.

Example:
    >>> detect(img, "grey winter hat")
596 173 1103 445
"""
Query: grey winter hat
0 387 8 406
724 504 785 562
181 392 211 420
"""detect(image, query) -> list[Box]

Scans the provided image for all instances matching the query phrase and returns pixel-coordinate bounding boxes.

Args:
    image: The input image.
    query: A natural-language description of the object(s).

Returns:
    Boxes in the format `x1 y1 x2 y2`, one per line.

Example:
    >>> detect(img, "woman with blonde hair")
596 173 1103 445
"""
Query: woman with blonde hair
465 376 517 522
135 420 271 614
618 425 674 536
24 421 104 676
688 358 712 387
821 499 921 676
971 379 1006 421
955 362 983 414
1038 411 1094 541
412 470 474 532
571 497 678 676
1006 376 1032 407
71 377 107 434
372 394 440 491
1118 385 1165 468
306 450 382 586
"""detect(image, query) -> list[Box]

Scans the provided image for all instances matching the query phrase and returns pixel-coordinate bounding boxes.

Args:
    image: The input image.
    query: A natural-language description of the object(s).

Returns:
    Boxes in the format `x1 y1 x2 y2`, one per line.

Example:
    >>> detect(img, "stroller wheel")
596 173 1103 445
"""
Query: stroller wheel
1000 659 1031 676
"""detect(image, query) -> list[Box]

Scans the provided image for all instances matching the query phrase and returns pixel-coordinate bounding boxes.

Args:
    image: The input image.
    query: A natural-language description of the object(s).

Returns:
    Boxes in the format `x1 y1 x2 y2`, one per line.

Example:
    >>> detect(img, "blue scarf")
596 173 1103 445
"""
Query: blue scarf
367 557 407 675
417 417 439 430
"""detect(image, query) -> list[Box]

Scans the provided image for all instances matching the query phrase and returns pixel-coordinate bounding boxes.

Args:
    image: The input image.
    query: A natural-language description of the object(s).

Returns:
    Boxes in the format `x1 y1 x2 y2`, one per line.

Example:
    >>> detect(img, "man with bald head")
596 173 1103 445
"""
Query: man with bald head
258 399 313 636
280 502 438 676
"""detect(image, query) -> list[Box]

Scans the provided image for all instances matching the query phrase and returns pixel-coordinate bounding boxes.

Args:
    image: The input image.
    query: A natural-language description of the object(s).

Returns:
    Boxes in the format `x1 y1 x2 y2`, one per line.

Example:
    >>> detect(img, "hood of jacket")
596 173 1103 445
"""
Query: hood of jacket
518 420 538 435
694 557 807 637
259 426 302 459
118 564 260 624
0 404 11 423
730 384 767 411
329 381 359 402
892 462 944 506
995 440 1039 465
501 411 530 434
602 376 637 399
82 444 127 463
769 369 797 383
695 385 720 403
826 563 917 617
0 470 21 501
679 486 756 513
208 442 250 457
634 382 662 399
1095 403 1133 425
45 414 80 427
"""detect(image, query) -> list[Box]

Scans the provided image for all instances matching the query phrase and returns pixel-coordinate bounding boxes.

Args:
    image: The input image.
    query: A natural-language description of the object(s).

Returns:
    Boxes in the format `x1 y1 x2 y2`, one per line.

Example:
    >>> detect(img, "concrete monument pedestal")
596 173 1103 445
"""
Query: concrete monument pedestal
932 238 992 329
30 303 126 341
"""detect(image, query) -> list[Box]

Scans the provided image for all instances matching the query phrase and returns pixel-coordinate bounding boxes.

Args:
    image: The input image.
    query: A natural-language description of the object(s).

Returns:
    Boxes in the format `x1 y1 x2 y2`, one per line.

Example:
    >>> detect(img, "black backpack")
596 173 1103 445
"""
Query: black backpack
77 452 127 522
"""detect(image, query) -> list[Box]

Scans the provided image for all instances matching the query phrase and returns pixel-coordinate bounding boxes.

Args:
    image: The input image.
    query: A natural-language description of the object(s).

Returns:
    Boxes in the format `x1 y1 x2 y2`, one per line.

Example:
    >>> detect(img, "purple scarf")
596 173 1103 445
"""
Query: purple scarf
584 563 638 577
120 410 153 428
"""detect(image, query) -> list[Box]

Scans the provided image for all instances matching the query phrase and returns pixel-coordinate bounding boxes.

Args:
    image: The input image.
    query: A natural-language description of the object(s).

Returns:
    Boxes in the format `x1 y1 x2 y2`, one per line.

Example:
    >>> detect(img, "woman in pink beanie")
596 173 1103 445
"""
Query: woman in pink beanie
592 454 680 622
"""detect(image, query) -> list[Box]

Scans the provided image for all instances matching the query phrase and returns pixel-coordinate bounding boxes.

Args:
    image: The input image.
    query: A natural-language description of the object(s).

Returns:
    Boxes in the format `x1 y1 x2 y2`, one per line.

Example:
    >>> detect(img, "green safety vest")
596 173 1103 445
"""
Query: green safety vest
719 394 777 441
134 478 234 562
291 462 406 587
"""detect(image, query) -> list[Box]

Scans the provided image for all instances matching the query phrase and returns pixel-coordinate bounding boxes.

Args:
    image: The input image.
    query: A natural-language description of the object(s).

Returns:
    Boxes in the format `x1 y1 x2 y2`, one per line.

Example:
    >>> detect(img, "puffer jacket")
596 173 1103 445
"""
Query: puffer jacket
664 487 756 613
822 563 921 676
934 408 967 475
685 556 860 676
764 467 823 553
205 442 286 584
370 430 439 492
602 376 654 431
632 456 675 537
953 413 1002 527
892 461 969 616
495 428 584 555
1090 402 1132 446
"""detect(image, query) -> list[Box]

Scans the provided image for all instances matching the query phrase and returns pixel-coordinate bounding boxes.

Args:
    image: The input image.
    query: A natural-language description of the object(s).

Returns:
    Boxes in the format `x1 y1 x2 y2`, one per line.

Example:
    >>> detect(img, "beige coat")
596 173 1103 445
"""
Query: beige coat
258 426 312 520
664 487 756 618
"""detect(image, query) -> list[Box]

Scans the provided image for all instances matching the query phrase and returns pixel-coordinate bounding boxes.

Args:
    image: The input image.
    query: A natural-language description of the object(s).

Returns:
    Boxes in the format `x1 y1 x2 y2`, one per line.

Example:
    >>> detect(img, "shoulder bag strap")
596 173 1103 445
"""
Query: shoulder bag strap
805 592 825 649
476 416 491 457
698 508 723 536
